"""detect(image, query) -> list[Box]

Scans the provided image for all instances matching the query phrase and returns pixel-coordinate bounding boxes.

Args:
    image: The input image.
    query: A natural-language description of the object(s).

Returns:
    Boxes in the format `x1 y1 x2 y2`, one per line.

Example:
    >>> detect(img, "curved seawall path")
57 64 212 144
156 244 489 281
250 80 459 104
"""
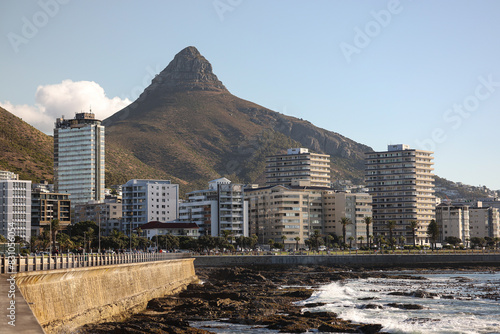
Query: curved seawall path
6 258 198 334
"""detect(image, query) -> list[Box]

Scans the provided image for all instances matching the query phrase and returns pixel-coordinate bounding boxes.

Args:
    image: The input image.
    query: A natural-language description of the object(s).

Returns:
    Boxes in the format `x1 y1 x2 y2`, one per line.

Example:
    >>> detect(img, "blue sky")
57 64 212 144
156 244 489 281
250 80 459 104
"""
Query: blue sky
1 0 499 190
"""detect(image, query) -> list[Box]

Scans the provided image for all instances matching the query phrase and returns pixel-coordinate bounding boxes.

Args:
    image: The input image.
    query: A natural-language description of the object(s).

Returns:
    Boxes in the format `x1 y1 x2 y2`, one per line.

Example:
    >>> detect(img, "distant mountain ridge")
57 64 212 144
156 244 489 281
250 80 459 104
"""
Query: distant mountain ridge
103 46 372 192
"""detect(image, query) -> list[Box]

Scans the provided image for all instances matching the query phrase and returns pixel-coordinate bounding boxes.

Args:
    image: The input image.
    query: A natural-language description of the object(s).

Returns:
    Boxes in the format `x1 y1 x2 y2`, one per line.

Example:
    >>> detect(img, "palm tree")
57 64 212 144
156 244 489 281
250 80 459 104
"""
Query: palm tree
364 216 372 248
57 233 74 253
378 235 386 250
358 236 364 248
310 230 322 251
427 219 439 250
280 235 287 249
294 236 301 251
340 217 351 250
399 236 406 248
494 237 500 250
86 227 94 252
348 236 355 249
40 229 50 251
221 229 232 244
409 220 419 248
327 235 334 250
268 238 275 250
386 221 396 250
251 234 258 248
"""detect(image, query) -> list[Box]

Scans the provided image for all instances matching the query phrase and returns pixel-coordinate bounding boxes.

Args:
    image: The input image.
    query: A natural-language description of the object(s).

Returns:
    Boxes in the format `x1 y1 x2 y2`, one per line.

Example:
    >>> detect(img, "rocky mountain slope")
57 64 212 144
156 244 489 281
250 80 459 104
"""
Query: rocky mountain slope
104 46 372 192
1 47 496 199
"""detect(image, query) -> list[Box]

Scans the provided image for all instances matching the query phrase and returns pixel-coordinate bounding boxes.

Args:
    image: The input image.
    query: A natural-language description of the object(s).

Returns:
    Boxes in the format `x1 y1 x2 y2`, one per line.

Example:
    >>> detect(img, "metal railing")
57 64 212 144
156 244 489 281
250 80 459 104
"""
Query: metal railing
0 252 191 274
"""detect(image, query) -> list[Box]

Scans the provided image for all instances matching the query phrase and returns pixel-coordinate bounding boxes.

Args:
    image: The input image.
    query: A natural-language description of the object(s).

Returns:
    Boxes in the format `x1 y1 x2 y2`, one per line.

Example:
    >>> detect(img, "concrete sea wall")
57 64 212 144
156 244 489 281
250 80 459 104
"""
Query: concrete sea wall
194 254 500 267
14 258 197 334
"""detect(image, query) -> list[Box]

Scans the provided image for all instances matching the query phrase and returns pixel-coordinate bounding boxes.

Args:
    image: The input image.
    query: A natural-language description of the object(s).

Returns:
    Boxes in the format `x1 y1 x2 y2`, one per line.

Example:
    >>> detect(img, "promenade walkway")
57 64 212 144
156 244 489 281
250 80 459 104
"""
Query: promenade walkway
1 274 44 333
0 252 191 334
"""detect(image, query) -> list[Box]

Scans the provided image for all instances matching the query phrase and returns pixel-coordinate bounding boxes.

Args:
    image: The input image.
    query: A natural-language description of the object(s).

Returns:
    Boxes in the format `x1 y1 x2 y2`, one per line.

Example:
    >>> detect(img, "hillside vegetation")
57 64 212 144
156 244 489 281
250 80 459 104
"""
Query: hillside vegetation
0 106 54 182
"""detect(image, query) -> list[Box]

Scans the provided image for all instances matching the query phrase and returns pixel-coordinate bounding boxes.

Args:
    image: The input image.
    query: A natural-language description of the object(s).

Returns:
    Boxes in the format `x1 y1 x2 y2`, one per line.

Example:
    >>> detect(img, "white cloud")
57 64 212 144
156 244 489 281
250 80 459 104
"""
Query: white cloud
1 80 131 134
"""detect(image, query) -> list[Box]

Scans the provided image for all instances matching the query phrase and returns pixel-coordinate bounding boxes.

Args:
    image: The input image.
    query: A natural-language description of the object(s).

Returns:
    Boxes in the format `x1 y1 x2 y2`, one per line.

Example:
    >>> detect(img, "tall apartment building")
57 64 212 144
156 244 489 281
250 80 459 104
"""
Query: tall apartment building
179 178 247 238
323 192 372 247
54 112 105 206
365 144 435 245
31 188 71 236
122 179 178 233
469 205 500 239
0 179 32 242
435 203 470 245
266 148 331 187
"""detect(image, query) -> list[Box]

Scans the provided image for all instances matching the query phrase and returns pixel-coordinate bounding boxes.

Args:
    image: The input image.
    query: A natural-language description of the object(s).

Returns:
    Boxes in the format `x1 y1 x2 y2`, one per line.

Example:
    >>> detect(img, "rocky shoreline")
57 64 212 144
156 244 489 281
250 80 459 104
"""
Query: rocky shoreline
78 264 500 334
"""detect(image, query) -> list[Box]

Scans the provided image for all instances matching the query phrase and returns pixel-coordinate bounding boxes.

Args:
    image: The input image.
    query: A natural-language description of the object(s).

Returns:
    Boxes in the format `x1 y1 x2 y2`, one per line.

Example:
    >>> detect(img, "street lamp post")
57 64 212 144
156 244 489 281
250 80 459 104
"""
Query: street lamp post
98 210 101 254
49 221 52 255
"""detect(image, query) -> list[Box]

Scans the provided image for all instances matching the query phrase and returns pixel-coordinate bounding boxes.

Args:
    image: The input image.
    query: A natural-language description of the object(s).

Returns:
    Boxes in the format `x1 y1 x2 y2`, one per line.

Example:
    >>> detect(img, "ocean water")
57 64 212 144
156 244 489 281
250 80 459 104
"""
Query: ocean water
191 271 500 334
297 271 500 334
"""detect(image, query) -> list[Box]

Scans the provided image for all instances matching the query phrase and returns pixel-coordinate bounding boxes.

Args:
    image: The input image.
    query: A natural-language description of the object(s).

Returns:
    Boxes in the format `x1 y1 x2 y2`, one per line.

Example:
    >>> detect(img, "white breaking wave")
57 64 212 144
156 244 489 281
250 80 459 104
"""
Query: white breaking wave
298 273 500 334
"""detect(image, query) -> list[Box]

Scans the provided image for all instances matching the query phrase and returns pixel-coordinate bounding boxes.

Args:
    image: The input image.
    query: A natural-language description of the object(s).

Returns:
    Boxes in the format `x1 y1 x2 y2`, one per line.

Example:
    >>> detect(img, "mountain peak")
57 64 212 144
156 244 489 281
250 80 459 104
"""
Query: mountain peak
148 46 228 93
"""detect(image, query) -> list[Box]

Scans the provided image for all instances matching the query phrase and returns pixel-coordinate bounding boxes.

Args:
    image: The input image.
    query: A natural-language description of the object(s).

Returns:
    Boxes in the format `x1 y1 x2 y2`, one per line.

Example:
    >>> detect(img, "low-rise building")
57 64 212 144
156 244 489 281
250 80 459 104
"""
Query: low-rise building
139 221 200 240
73 200 123 236
469 206 500 239
31 188 71 236
323 192 372 247
435 203 470 245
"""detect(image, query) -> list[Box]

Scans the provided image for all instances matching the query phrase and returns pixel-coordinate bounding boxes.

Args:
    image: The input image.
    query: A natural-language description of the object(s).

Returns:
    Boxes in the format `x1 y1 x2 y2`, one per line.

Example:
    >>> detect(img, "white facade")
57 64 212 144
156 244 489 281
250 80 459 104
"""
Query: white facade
141 221 200 240
0 180 32 242
266 148 331 188
179 178 248 238
122 179 179 233
54 113 105 206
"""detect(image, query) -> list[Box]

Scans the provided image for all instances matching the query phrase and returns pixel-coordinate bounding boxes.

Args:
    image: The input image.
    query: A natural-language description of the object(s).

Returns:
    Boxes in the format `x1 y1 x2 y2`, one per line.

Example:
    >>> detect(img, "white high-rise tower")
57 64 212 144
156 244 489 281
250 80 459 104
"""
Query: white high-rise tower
54 112 105 206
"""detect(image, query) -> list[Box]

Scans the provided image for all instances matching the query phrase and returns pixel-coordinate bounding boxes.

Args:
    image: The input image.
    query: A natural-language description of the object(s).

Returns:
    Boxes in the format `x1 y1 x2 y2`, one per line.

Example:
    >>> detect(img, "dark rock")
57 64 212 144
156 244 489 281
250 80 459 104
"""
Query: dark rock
303 311 338 318
358 297 378 301
358 323 384 334
359 304 383 309
147 46 228 93
304 302 326 307
388 290 437 298
387 303 424 310
318 323 358 332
